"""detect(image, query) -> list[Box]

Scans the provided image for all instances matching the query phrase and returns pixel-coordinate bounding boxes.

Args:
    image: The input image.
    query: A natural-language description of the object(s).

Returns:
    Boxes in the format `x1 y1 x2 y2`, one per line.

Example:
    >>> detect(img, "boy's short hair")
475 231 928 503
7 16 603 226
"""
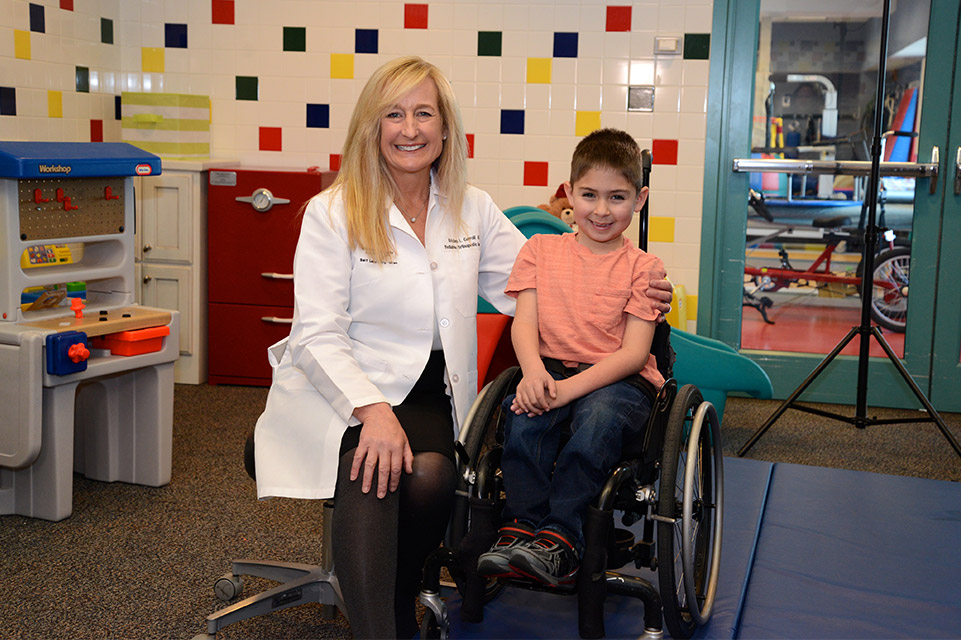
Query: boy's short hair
569 128 644 192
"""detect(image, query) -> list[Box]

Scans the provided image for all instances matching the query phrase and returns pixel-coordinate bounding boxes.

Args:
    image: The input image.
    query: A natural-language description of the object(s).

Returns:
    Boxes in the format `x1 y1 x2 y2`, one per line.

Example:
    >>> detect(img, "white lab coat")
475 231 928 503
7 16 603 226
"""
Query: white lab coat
254 179 527 500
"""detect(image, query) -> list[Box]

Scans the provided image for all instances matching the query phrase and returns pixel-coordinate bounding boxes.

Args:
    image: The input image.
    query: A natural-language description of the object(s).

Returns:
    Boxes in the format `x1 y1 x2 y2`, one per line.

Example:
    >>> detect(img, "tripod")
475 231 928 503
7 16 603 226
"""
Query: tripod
737 0 961 459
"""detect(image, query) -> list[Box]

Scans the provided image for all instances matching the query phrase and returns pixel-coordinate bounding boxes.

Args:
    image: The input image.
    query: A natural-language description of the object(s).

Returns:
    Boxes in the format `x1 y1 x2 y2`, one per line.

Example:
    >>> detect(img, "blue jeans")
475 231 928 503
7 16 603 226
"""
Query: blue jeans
500 372 653 555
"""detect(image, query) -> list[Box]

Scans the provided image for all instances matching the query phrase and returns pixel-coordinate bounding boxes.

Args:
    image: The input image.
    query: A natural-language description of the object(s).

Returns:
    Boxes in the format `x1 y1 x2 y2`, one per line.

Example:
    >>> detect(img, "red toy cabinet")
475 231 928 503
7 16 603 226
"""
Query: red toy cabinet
207 168 337 385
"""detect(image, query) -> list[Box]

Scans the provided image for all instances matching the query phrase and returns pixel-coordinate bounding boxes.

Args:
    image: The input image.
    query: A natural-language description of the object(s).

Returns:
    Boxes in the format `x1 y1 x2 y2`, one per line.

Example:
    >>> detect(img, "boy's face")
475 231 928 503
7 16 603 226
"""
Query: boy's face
564 166 649 254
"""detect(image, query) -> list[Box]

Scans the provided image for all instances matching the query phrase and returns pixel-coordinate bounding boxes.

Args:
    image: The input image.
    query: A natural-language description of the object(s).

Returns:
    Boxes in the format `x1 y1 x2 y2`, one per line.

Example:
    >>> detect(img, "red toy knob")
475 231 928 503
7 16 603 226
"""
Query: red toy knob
63 196 79 211
68 343 90 363
104 186 120 200
34 188 50 204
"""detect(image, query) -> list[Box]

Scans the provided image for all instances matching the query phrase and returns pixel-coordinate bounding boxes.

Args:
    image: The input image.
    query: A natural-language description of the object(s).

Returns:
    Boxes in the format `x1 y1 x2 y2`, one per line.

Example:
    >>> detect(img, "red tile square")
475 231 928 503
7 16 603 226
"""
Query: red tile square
652 139 678 165
330 154 342 171
466 133 475 159
405 4 428 29
523 161 549 187
212 0 235 25
259 127 282 151
60 0 74 10
90 119 103 142
606 6 632 32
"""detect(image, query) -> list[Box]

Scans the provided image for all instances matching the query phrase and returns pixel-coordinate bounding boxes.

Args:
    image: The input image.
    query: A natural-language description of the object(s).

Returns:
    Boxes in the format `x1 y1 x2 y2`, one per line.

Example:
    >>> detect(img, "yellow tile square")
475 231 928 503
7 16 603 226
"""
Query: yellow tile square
15 30 31 60
331 53 354 79
575 111 601 136
687 294 698 321
527 58 551 84
48 91 63 118
648 216 675 243
142 47 165 73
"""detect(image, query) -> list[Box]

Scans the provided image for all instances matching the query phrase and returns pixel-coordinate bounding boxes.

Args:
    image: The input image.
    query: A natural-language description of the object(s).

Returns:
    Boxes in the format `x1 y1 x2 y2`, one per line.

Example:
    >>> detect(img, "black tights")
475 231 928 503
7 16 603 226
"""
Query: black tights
332 449 457 639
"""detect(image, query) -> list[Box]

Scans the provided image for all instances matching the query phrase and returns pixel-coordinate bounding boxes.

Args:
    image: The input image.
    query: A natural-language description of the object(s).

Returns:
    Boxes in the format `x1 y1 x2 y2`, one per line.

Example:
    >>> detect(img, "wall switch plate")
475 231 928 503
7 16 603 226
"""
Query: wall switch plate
655 36 681 54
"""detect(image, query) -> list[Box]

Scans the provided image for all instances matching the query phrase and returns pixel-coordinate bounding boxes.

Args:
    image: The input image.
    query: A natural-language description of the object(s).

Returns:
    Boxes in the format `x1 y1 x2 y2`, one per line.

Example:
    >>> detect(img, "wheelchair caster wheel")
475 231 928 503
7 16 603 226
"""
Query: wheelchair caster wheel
214 574 243 601
420 609 446 640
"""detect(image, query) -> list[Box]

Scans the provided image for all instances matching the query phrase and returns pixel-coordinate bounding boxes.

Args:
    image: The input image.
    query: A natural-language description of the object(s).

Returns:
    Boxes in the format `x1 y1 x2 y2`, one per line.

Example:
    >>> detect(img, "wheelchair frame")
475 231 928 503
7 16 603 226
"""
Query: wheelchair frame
418 363 724 640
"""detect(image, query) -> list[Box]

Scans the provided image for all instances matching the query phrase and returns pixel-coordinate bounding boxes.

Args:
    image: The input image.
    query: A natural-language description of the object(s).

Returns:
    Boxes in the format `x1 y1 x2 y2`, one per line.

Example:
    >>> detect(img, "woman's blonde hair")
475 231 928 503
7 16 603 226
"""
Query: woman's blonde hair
331 56 468 262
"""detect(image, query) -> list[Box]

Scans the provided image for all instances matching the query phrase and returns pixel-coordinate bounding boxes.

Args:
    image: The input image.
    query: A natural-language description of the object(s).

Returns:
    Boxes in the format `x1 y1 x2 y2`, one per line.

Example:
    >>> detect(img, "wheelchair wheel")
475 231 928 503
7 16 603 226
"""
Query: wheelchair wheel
656 385 724 639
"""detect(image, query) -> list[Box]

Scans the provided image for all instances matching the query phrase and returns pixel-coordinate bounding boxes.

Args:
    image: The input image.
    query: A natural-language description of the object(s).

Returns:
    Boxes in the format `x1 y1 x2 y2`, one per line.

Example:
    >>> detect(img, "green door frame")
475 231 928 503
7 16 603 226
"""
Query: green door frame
699 0 961 409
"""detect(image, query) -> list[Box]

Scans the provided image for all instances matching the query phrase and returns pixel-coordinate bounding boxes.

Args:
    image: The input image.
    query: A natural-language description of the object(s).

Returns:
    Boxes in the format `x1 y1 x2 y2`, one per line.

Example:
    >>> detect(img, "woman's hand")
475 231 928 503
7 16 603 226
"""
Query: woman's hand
512 368 556 416
351 402 413 498
647 276 674 321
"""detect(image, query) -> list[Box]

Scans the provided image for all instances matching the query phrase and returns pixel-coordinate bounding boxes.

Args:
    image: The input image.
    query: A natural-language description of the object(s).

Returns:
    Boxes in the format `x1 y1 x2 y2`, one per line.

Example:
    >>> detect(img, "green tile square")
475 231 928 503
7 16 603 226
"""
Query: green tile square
284 26 306 52
75 66 89 93
101 18 113 44
236 75 258 100
478 31 502 57
683 33 710 60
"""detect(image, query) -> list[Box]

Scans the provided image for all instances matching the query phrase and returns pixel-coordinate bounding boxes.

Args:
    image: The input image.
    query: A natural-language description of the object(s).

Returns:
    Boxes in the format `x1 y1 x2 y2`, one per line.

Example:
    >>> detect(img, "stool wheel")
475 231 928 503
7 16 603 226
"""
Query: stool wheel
214 574 243 601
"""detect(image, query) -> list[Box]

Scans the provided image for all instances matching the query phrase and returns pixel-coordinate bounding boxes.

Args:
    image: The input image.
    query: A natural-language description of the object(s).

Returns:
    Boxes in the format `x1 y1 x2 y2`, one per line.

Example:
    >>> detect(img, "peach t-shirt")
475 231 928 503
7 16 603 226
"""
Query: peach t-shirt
505 233 665 389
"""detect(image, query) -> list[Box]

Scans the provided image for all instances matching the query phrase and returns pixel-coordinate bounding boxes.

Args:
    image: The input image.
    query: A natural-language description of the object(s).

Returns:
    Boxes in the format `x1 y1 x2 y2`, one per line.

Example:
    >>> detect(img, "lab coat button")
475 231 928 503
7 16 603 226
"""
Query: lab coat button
451 374 460 383
440 318 450 328
430 261 438 270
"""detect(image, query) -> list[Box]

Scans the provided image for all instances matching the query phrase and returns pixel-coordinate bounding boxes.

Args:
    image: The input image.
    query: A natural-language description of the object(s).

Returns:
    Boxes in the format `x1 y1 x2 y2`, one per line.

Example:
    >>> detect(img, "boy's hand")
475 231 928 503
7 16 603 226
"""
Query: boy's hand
512 370 556 416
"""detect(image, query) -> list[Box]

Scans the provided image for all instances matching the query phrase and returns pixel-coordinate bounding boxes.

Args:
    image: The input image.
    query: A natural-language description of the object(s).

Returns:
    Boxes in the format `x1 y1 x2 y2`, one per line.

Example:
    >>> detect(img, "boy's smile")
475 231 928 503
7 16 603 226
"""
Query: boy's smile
564 166 648 254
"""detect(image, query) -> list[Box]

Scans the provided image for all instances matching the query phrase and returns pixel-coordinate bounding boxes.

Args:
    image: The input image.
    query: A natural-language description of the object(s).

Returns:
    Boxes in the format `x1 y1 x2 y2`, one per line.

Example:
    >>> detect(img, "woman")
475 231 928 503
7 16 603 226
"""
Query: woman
253 56 672 638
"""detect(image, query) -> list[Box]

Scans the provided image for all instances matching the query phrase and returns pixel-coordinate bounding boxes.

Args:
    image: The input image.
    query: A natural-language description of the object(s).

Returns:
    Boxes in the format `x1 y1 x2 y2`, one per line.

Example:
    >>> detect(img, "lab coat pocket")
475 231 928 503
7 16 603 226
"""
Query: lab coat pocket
590 287 631 330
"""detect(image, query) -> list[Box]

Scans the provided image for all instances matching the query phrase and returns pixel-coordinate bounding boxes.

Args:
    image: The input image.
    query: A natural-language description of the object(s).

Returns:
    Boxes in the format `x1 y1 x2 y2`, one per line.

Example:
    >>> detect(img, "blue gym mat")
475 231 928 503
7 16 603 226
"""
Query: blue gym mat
443 457 961 638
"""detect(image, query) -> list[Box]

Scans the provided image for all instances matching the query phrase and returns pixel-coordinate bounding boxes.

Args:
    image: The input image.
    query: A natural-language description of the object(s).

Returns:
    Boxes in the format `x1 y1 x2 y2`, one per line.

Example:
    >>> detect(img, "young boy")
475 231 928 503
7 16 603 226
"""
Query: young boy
477 128 666 586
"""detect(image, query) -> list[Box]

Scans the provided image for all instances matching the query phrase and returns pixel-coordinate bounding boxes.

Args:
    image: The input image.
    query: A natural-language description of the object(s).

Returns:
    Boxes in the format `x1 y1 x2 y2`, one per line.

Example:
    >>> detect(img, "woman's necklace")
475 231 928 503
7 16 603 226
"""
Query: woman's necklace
395 185 429 223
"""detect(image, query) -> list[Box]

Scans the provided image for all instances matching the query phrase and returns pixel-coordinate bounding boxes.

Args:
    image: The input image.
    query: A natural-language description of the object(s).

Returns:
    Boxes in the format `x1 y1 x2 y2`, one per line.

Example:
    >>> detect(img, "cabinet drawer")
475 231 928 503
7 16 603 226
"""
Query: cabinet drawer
208 302 293 385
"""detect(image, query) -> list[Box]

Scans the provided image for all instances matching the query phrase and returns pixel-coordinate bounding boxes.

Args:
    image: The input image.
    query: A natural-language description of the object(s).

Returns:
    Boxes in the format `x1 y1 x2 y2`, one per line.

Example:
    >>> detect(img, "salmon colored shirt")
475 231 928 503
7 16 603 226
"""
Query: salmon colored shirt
505 232 665 389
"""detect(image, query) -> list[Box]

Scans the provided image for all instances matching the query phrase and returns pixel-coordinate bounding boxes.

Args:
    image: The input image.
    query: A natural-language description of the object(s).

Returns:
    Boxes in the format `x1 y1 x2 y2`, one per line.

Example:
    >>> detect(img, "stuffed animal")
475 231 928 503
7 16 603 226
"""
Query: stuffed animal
538 184 575 228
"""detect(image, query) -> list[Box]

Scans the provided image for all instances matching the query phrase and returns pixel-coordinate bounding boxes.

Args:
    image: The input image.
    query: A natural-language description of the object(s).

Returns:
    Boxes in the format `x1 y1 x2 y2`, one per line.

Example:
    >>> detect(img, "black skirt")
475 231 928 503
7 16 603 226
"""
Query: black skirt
339 350 456 462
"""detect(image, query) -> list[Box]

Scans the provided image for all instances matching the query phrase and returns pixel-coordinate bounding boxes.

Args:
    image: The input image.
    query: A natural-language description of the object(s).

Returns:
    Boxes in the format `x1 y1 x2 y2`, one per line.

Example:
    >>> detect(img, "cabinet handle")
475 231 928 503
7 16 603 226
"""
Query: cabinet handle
143 275 152 283
955 146 961 195
143 244 152 252
261 316 293 324
261 272 294 280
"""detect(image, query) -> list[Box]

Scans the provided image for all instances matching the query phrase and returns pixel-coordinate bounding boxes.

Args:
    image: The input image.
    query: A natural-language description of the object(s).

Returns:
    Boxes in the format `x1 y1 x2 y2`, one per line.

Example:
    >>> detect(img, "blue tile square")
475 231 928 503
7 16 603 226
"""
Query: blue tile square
355 29 378 54
101 17 114 44
500 109 524 135
115 95 121 120
165 23 188 48
553 32 578 58
29 3 45 33
306 103 330 128
0 87 16 116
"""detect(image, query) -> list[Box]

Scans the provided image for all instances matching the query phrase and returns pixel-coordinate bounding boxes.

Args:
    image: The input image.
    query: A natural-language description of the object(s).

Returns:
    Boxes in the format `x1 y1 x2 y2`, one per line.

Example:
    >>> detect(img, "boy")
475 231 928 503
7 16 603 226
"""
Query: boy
477 128 665 586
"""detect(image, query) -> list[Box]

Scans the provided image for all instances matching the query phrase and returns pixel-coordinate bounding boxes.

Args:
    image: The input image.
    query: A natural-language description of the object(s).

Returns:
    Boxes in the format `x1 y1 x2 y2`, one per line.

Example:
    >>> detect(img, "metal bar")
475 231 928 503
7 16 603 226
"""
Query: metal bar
732 157 938 178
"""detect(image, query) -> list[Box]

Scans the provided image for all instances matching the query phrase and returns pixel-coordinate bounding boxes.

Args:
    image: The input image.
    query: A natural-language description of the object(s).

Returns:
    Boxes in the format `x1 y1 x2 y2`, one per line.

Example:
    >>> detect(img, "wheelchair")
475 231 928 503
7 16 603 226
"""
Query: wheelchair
418 323 724 639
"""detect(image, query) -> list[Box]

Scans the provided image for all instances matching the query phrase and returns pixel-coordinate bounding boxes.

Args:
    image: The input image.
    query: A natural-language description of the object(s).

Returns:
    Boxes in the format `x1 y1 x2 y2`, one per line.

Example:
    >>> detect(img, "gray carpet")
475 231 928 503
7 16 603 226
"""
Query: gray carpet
1 384 959 640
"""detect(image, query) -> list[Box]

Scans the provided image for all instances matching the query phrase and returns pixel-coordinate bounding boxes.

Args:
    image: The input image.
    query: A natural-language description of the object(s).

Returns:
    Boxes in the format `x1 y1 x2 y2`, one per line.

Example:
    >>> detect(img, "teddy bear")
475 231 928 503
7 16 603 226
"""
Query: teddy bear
537 184 576 228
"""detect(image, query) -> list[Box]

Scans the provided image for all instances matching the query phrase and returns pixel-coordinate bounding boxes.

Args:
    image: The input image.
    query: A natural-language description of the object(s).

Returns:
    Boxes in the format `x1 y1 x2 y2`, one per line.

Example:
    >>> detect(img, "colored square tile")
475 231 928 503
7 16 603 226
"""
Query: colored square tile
142 48 165 73
606 6 632 32
466 133 475 158
30 3 45 33
165 23 188 48
330 154 341 171
14 30 31 60
683 33 711 60
553 32 578 58
0 87 17 116
48 90 62 118
500 109 524 135
284 26 307 52
355 29 378 54
687 294 698 321
236 76 258 100
648 216 675 243
405 4 428 29
331 53 354 79
575 111 601 137
477 31 501 57
114 95 121 120
527 58 551 84
260 127 282 151
306 103 329 128
90 119 103 142
652 139 678 165
212 0 234 25
101 18 114 44
523 161 549 187
75 66 90 93
60 0 73 10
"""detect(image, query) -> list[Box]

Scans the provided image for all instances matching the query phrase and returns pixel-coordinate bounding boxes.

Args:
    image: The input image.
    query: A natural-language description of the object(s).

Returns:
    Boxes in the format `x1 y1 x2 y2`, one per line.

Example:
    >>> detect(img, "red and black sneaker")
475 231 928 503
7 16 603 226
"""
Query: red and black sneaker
477 520 535 578
508 529 579 587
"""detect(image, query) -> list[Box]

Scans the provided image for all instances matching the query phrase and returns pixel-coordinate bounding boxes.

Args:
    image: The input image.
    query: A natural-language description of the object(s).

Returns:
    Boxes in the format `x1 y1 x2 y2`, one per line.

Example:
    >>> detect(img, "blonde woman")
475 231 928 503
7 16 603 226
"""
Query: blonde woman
253 56 673 637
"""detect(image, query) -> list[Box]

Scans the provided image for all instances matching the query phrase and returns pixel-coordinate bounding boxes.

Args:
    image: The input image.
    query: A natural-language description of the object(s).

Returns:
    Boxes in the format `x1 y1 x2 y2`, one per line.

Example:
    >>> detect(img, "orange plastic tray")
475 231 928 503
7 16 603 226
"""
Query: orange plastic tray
91 325 170 356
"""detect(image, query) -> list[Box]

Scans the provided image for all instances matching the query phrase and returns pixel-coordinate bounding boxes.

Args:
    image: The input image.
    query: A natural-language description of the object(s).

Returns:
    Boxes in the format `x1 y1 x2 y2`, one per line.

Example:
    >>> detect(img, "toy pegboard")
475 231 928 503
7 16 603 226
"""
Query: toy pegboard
18 177 126 241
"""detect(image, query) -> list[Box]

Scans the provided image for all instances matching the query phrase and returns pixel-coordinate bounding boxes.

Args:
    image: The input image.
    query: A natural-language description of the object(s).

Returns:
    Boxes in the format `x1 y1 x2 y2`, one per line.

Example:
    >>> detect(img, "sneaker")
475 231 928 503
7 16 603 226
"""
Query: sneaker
477 521 535 578
508 529 579 586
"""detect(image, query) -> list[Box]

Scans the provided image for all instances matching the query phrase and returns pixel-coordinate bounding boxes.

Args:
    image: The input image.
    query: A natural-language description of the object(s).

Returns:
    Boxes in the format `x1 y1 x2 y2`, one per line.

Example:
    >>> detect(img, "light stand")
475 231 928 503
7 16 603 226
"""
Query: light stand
737 0 961 459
